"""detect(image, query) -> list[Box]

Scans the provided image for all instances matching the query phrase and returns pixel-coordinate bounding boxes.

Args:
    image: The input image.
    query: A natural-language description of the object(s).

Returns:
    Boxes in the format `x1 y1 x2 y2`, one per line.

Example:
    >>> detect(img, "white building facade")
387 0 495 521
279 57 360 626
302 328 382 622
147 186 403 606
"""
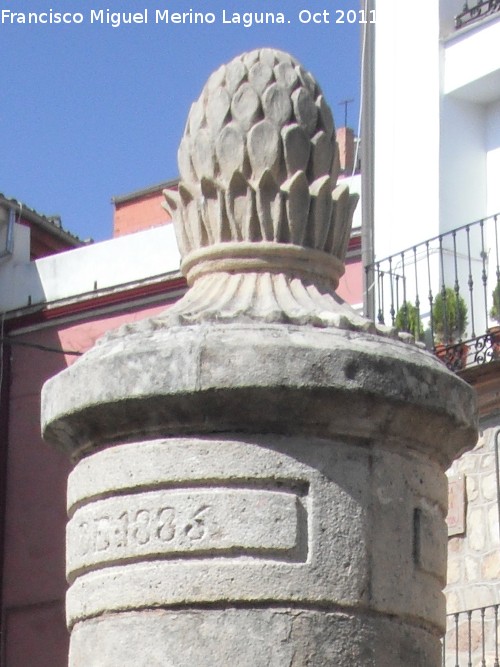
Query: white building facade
370 1 500 342
373 1 500 252
370 4 500 664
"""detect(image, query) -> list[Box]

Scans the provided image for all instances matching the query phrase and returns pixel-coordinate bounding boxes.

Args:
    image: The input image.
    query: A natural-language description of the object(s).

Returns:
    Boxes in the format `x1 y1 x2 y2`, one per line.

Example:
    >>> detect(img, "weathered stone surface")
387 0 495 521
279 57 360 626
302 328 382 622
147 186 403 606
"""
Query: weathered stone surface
468 508 486 551
61 434 455 637
165 48 344 255
67 487 302 582
41 47 478 666
447 557 461 585
41 317 476 666
465 554 480 582
42 323 476 465
482 550 500 580
487 504 499 546
159 48 363 329
481 472 497 501
69 609 441 667
444 424 500 664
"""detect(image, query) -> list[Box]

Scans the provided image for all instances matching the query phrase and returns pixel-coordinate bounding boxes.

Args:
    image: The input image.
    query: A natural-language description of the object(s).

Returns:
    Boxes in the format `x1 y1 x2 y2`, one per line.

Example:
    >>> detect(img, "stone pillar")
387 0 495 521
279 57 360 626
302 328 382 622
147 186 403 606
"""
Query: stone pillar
41 49 477 666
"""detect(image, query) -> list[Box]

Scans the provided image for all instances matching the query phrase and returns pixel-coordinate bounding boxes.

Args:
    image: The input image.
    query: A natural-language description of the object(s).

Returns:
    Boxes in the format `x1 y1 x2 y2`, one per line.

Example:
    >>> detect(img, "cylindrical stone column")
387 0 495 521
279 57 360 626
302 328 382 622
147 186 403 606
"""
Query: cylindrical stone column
41 49 477 667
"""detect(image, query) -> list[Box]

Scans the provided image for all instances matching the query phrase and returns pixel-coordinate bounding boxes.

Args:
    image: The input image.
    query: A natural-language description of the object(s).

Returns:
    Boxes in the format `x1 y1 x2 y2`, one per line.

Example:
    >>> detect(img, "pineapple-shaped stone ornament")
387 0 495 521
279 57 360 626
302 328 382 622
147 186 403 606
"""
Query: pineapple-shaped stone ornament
163 48 369 329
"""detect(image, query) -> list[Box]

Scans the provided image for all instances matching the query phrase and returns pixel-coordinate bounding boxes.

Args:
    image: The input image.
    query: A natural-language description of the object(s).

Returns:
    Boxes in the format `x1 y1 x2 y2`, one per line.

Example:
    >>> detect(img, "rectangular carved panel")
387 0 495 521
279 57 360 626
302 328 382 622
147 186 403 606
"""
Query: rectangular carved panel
67 486 306 581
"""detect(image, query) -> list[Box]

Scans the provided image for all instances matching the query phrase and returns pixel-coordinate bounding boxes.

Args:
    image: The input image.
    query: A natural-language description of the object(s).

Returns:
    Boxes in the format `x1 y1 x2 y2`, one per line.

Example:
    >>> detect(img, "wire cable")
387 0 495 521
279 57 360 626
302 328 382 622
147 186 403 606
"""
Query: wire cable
0 336 82 356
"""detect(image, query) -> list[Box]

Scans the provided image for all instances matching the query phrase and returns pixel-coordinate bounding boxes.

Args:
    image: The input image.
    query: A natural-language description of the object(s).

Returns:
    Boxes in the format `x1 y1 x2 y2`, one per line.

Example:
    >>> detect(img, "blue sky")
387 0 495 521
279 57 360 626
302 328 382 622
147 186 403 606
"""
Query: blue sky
1 0 361 241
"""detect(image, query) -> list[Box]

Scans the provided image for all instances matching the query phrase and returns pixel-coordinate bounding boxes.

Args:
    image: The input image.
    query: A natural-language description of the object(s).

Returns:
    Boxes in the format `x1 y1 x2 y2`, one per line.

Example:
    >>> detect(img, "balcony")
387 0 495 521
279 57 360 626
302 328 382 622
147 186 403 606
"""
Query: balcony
456 0 500 29
366 213 500 373
443 604 500 666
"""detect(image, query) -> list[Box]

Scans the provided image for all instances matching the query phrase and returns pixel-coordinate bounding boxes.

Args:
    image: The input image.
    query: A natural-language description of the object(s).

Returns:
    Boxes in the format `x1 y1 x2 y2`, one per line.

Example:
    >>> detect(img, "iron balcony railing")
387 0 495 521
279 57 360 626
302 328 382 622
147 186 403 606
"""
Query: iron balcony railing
442 604 500 666
456 0 500 29
365 213 500 372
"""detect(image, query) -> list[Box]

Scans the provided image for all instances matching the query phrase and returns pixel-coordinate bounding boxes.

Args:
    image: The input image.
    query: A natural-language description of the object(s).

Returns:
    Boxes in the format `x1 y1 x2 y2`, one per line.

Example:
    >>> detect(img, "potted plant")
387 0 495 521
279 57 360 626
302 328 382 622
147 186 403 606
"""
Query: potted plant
432 287 469 369
488 280 500 357
395 301 424 342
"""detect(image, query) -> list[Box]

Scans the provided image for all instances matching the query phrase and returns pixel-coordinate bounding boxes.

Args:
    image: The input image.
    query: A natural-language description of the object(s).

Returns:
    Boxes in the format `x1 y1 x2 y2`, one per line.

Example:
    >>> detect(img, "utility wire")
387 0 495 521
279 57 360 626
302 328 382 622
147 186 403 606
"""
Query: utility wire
0 337 82 356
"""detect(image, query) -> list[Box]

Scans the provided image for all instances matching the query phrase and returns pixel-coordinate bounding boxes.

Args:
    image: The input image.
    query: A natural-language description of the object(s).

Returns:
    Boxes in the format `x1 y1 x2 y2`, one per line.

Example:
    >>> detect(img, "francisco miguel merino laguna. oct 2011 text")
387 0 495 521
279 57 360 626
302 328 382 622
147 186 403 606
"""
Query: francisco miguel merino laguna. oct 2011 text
0 8 376 27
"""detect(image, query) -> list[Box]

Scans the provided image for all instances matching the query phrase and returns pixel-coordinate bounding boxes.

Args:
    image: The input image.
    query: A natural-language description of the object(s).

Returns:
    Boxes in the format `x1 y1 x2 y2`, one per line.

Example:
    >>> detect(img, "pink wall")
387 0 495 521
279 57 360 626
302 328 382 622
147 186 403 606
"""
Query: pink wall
3 300 171 666
113 192 171 237
337 256 364 306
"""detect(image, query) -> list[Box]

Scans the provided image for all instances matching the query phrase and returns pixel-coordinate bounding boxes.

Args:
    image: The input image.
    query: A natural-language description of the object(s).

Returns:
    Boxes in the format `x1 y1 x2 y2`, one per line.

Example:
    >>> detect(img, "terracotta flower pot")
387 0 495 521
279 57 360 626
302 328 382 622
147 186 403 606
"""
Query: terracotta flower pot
434 342 469 371
488 325 500 359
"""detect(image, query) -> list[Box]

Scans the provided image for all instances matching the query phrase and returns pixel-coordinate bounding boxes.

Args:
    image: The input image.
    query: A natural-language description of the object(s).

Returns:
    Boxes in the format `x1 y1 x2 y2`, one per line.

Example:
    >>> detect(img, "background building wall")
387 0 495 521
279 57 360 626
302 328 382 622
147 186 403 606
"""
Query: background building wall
373 1 441 258
371 6 500 659
486 100 500 217
440 96 487 231
2 301 179 666
444 420 500 666
446 422 500 614
113 185 173 237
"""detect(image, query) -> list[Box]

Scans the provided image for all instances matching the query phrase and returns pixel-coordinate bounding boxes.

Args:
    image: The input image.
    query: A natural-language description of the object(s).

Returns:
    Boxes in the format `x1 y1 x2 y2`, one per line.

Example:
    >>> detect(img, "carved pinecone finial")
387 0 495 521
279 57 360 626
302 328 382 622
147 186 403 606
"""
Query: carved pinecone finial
161 48 375 331
164 48 357 270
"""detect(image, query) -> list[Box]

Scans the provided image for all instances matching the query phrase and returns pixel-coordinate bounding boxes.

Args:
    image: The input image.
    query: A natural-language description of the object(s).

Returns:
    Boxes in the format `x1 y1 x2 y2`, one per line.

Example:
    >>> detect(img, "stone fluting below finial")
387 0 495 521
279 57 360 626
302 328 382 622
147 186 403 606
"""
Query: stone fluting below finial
163 271 377 330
